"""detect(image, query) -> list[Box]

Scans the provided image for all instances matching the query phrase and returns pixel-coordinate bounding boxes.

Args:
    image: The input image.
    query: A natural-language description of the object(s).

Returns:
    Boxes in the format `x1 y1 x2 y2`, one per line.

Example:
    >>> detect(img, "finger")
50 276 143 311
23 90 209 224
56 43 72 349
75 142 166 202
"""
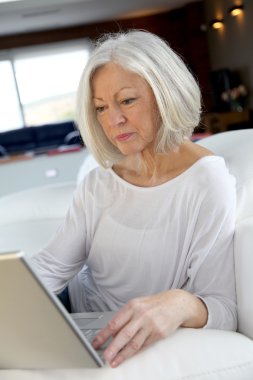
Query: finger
109 328 149 368
92 325 113 350
103 320 142 364
92 306 133 349
110 303 135 330
141 326 169 350
141 333 156 349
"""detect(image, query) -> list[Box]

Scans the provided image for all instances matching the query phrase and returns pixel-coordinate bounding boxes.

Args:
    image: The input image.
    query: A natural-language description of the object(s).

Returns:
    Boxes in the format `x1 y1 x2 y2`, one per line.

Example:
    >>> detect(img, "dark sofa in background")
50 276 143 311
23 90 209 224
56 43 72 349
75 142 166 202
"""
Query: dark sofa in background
0 121 83 157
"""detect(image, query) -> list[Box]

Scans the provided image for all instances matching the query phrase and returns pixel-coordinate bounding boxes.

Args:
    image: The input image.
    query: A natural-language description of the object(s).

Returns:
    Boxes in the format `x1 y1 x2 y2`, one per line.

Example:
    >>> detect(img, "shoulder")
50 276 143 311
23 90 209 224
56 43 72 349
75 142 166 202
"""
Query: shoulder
77 166 110 192
193 156 235 189
76 166 121 207
189 156 236 213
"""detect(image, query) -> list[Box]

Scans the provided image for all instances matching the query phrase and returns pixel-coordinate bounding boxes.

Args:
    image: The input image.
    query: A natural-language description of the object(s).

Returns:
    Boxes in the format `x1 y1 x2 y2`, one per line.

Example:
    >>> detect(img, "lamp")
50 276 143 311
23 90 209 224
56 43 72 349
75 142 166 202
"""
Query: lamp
229 5 244 16
210 19 224 30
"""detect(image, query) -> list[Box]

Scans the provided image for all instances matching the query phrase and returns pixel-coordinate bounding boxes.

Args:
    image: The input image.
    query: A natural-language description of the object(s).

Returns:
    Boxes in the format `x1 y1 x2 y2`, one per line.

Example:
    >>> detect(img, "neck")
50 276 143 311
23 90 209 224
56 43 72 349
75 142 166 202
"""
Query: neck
117 145 182 187
135 149 166 177
136 144 181 174
112 140 213 188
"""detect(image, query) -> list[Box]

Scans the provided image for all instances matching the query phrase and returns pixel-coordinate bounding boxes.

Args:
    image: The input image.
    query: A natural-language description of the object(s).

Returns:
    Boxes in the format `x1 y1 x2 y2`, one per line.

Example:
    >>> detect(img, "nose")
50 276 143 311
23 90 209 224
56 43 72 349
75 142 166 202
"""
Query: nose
107 105 126 127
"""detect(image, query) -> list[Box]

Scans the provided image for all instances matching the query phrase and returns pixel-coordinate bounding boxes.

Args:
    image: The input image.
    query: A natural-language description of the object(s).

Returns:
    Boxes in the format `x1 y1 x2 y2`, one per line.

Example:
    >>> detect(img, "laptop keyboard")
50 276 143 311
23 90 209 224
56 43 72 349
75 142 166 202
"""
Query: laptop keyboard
81 328 105 362
71 311 116 364
81 328 100 342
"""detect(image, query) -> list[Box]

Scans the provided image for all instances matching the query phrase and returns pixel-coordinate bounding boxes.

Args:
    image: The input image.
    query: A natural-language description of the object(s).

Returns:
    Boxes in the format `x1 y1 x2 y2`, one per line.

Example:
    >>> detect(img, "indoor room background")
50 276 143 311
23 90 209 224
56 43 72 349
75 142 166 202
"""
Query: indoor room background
0 0 252 194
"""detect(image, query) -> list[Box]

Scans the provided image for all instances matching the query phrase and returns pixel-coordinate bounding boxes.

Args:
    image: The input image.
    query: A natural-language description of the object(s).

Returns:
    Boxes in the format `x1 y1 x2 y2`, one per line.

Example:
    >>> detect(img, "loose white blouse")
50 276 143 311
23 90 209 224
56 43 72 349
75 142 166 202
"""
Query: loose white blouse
32 156 237 330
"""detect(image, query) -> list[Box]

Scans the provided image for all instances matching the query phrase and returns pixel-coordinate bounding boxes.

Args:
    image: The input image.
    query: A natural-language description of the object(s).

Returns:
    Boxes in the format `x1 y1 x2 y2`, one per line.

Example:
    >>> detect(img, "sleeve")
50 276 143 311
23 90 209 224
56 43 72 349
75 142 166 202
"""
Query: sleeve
31 180 89 294
183 172 237 331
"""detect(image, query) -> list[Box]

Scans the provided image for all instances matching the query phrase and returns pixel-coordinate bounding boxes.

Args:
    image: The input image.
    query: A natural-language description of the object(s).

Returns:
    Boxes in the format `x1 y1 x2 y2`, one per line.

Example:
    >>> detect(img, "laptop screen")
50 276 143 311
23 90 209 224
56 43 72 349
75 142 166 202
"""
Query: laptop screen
0 251 103 369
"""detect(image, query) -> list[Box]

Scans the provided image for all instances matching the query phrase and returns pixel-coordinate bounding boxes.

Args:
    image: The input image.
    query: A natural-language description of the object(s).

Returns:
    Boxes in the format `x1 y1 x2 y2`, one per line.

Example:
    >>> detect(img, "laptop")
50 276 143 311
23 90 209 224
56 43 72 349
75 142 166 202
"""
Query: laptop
0 251 115 369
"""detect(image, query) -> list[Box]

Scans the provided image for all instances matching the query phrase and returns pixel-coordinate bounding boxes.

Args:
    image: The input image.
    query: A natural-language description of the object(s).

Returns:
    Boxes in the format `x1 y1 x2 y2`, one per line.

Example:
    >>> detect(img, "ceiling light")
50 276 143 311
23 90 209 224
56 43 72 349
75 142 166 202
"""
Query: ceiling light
210 19 224 30
229 5 244 16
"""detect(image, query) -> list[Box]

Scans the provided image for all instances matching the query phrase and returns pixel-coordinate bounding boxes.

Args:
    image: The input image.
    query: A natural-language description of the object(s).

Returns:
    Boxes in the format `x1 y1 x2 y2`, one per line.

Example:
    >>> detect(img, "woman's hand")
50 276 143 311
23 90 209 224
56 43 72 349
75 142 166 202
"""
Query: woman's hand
92 289 208 367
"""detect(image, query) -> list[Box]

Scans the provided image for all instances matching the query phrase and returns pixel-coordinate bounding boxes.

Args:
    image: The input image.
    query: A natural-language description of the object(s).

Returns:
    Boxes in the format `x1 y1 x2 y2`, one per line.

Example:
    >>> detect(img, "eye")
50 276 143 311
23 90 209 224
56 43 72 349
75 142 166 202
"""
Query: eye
95 105 105 114
121 98 135 105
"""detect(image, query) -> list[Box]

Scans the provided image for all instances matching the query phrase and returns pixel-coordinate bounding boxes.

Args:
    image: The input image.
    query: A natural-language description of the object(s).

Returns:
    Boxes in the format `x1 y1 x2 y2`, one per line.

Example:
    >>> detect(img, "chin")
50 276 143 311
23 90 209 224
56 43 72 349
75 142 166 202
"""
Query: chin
117 147 142 157
116 141 148 156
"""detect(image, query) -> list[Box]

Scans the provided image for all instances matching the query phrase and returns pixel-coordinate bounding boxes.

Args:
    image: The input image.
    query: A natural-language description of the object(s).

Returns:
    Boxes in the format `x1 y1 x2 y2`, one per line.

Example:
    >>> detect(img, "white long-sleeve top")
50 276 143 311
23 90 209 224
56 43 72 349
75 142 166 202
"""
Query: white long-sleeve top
32 156 237 330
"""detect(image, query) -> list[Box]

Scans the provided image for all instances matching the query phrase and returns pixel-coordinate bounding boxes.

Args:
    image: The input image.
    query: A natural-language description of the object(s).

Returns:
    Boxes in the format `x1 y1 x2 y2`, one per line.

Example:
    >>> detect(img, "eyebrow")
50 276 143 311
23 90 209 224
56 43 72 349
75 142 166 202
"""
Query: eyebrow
93 86 135 101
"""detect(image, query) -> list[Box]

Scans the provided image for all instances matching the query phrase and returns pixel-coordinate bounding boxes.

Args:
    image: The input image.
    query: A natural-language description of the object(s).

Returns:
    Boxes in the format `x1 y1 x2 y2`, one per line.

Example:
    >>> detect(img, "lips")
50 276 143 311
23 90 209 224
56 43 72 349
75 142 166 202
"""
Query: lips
115 133 134 142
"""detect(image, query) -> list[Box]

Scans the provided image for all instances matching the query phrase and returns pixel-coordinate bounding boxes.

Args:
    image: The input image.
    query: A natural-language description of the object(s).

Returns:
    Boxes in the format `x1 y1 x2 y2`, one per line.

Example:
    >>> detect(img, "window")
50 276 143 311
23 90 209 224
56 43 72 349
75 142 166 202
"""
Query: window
0 60 23 132
0 40 91 131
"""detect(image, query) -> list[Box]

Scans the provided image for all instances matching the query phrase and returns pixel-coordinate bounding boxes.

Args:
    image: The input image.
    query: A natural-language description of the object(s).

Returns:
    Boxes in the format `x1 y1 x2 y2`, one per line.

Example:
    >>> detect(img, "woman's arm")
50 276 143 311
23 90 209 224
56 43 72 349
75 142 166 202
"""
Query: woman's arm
92 289 208 367
31 181 89 293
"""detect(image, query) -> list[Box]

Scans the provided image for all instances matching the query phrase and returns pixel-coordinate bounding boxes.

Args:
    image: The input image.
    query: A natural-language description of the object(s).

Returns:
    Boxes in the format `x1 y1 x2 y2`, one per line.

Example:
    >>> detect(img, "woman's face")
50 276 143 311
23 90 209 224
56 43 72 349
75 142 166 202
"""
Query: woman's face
91 62 160 156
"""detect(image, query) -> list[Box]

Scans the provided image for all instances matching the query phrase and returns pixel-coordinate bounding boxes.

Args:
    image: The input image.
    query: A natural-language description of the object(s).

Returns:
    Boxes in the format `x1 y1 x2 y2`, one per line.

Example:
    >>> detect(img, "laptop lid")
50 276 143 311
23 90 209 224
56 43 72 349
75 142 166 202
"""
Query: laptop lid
0 251 104 369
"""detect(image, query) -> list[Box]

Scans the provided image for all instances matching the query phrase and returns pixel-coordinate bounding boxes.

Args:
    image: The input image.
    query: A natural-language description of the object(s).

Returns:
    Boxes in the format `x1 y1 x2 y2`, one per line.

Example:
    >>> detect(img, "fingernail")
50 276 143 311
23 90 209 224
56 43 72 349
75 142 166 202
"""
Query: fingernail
92 338 99 348
111 357 121 368
105 350 115 361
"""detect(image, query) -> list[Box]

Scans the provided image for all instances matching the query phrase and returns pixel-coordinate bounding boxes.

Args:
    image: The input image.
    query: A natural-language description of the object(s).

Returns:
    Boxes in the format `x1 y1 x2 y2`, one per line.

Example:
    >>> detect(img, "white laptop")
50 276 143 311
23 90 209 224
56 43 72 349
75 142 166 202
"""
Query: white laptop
0 251 115 369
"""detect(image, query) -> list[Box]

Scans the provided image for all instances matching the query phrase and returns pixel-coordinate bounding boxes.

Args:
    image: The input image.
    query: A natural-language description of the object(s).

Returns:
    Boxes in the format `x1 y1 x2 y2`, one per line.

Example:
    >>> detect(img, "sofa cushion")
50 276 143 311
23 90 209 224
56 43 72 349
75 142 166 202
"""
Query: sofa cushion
0 220 63 258
0 121 82 155
0 127 36 154
34 121 78 150
0 328 253 379
0 183 76 257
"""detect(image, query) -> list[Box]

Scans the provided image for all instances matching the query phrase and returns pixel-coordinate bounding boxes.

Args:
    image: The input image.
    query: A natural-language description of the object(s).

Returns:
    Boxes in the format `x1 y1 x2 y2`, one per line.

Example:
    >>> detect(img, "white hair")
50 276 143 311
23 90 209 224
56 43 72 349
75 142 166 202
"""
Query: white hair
76 30 202 168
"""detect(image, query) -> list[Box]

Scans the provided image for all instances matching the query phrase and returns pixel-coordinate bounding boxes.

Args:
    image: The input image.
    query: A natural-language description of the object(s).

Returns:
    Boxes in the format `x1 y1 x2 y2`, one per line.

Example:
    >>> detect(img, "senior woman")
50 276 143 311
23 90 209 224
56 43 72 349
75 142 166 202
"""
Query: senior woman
32 30 237 368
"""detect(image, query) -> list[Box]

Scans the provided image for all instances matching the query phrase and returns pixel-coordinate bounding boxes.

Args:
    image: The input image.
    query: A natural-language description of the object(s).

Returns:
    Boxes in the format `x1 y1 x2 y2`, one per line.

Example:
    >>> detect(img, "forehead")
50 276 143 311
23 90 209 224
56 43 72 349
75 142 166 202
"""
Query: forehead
91 62 150 94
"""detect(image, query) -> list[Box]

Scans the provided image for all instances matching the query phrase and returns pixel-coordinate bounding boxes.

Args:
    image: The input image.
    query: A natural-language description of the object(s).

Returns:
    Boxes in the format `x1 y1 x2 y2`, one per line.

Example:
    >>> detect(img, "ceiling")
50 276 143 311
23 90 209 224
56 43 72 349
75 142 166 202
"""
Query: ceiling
0 0 199 37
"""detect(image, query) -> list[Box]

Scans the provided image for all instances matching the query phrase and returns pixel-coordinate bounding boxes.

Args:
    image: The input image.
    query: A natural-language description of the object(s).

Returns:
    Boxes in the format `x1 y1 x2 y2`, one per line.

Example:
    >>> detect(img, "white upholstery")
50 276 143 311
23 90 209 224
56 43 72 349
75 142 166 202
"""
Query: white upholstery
234 217 253 339
197 129 253 339
0 183 76 258
1 329 253 380
1 129 253 379
197 129 253 222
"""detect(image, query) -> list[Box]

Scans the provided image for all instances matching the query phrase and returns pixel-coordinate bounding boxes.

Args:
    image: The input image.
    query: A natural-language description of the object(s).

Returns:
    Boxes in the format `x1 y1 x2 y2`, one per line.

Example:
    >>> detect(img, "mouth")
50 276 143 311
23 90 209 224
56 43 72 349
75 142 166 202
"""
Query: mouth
115 133 134 142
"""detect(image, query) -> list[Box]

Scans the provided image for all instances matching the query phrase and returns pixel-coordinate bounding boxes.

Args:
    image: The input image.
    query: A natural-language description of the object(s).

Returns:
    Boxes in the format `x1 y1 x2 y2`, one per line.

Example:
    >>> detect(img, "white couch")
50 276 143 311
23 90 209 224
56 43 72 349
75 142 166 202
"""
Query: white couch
0 182 76 258
0 129 253 379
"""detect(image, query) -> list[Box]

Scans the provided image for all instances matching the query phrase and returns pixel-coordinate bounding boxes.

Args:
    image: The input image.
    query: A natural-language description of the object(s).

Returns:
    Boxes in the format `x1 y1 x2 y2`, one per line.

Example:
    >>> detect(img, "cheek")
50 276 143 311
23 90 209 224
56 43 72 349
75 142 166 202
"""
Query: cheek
142 111 160 139
98 118 115 143
97 115 108 133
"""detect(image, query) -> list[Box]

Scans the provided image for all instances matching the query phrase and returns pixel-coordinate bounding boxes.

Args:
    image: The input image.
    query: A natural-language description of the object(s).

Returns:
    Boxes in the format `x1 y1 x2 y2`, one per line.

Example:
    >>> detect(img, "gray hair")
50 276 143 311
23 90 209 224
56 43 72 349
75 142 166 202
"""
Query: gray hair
76 30 202 167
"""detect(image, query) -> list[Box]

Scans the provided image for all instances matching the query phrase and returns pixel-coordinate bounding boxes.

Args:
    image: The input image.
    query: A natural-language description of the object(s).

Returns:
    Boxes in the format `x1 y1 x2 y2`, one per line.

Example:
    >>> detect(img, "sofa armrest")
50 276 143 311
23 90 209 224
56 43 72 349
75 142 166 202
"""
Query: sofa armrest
234 217 253 339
